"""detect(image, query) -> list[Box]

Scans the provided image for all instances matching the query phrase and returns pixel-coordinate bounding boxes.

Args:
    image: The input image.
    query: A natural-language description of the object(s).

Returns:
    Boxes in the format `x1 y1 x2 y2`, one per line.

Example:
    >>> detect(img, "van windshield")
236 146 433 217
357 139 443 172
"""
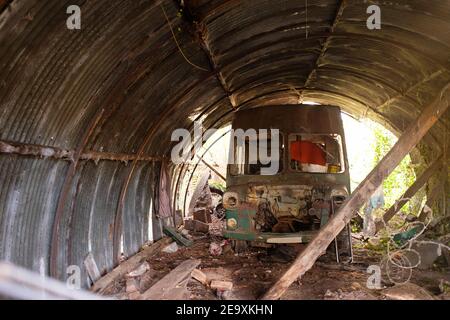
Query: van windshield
229 133 284 176
289 134 345 173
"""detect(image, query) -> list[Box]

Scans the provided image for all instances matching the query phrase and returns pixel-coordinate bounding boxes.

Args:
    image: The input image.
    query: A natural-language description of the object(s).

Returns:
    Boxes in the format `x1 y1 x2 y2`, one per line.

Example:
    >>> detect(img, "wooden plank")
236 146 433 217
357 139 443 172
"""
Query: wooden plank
261 84 450 300
210 280 233 291
84 252 101 284
191 269 209 286
163 226 193 246
375 156 443 232
188 171 210 214
0 262 103 300
91 237 172 294
140 259 200 300
200 158 226 182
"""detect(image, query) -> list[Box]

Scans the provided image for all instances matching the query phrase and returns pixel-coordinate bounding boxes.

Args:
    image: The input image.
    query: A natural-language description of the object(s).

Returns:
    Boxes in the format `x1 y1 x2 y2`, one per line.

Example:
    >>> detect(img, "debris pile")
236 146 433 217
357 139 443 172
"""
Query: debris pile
88 184 449 300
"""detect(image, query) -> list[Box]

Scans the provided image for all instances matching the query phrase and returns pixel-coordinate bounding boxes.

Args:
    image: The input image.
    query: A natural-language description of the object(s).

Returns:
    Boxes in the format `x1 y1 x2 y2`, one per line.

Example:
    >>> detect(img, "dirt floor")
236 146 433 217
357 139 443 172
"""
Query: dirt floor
103 217 450 300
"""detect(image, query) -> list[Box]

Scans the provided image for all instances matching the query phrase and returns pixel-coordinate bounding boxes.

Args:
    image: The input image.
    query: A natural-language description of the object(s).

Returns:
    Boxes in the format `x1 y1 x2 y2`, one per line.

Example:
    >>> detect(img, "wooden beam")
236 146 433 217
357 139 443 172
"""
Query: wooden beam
261 83 450 300
84 252 101 284
139 259 200 300
91 237 172 294
375 156 443 232
199 157 226 182
0 262 102 300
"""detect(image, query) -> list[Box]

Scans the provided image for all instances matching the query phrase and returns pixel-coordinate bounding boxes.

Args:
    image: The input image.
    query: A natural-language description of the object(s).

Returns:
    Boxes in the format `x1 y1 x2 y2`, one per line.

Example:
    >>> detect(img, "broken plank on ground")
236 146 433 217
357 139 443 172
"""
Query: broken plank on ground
84 252 101 284
164 226 193 246
140 259 201 300
91 237 172 294
210 280 233 291
191 269 209 286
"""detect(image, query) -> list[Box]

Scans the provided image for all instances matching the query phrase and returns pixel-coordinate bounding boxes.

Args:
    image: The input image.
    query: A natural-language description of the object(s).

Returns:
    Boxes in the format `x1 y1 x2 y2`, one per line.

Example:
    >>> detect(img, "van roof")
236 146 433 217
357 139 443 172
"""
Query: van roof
231 105 344 134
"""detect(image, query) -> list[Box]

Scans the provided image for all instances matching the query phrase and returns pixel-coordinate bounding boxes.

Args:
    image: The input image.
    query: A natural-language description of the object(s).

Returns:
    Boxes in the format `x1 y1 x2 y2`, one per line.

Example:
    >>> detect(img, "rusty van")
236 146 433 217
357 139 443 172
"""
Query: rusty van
223 105 353 261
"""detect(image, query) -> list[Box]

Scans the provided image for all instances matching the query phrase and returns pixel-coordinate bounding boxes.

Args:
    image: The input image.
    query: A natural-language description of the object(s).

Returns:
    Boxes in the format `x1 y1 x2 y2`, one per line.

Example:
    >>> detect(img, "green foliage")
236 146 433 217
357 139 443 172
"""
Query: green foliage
209 181 226 192
364 236 391 252
371 126 416 214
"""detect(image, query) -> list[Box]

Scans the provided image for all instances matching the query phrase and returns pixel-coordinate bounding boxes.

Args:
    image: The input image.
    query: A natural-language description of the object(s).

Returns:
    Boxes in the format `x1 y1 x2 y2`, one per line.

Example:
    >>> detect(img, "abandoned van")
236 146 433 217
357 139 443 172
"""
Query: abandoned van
223 105 353 261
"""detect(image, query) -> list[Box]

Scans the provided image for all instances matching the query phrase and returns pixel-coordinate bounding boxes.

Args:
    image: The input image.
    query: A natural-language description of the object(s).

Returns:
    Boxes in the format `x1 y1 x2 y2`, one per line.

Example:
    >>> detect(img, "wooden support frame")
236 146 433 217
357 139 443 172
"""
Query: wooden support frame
261 84 449 300
375 156 443 232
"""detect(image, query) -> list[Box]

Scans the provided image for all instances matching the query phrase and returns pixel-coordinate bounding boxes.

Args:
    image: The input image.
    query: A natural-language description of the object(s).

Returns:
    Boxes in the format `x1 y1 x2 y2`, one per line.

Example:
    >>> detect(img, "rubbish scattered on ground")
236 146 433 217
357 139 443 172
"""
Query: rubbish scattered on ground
163 226 193 247
191 269 209 286
439 280 450 294
95 213 449 301
119 253 127 263
140 259 200 300
91 237 172 294
211 280 233 292
127 262 150 278
382 283 435 300
185 219 210 234
209 242 223 256
162 242 179 253
193 208 212 223
126 278 140 293
409 242 442 270
324 288 377 300
128 291 141 300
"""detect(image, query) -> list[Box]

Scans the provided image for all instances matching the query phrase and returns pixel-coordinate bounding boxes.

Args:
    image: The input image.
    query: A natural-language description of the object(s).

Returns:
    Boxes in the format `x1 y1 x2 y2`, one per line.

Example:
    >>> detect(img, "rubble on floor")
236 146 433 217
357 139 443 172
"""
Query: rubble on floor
93 215 449 300
381 283 435 300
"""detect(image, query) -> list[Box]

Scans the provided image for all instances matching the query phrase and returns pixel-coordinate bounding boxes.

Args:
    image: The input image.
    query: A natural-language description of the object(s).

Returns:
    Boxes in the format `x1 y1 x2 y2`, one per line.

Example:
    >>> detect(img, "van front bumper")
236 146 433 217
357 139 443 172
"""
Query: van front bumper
224 230 317 244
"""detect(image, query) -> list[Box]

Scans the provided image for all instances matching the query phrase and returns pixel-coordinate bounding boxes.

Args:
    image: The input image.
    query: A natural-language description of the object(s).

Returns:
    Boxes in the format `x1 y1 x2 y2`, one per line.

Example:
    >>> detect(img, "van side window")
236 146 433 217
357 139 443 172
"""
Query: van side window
289 134 345 173
230 134 284 176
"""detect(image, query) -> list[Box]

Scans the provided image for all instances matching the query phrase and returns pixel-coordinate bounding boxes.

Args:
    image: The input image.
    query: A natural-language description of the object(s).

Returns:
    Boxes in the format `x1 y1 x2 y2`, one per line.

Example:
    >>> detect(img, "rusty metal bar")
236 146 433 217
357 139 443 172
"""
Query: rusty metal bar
0 140 163 163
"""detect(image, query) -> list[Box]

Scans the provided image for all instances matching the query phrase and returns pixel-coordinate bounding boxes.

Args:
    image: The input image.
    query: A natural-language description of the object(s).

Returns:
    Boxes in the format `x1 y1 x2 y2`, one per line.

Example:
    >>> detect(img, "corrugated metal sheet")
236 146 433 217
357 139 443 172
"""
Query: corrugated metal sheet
0 0 449 286
0 155 68 274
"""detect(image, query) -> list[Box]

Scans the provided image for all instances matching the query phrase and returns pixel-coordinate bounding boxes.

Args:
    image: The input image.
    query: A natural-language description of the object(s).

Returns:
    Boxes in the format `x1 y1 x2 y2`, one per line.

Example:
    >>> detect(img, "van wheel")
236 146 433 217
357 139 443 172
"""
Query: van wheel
232 240 248 253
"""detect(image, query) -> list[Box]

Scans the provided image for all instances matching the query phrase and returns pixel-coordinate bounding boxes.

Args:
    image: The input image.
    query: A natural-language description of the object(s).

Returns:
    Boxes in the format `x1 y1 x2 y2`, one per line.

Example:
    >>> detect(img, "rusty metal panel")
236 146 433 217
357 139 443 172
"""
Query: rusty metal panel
122 162 157 257
0 155 68 274
66 161 128 287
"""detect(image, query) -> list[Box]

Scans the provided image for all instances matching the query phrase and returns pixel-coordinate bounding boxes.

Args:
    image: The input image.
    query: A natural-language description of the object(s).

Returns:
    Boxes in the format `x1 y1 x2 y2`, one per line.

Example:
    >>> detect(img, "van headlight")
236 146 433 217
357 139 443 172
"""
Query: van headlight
227 218 238 230
223 192 239 209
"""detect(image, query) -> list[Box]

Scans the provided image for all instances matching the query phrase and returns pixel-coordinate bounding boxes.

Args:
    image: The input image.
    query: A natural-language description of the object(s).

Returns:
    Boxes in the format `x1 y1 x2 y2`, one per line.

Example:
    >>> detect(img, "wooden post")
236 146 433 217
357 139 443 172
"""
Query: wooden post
375 156 443 232
261 84 450 300
418 179 445 222
200 158 226 182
